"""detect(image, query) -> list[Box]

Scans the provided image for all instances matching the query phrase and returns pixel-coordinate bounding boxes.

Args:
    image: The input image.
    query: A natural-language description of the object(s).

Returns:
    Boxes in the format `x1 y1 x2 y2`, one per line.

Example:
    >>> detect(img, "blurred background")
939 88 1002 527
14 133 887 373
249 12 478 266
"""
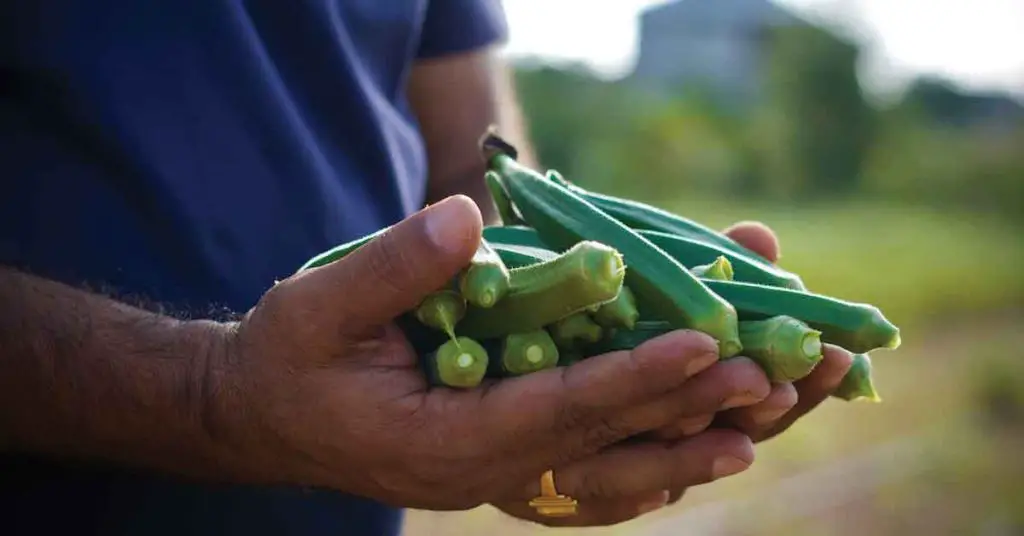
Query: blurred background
408 0 1024 534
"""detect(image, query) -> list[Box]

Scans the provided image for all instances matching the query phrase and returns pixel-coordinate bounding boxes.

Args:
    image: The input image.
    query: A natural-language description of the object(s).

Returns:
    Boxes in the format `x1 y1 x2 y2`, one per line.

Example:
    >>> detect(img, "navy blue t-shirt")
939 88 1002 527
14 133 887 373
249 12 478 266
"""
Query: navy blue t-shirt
0 1 506 534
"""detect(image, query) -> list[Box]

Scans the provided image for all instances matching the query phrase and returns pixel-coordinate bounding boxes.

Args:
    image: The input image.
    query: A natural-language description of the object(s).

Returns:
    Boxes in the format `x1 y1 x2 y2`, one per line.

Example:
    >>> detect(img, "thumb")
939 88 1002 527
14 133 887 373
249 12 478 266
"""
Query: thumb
292 195 483 338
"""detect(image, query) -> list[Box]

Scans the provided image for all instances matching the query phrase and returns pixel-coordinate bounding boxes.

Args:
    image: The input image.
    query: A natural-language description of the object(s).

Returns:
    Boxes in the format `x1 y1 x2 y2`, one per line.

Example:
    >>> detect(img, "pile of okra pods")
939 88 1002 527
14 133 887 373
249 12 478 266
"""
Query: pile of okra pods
297 132 899 403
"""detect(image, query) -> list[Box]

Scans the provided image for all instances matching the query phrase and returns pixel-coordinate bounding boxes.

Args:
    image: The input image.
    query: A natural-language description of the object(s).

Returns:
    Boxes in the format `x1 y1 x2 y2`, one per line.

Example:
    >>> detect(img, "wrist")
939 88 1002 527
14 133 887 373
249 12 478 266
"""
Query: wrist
177 317 258 483
182 317 301 487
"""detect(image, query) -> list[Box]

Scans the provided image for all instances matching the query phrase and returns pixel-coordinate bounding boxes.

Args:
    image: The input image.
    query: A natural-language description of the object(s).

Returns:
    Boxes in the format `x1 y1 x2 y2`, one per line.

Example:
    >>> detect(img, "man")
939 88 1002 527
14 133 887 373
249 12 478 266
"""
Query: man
0 1 854 535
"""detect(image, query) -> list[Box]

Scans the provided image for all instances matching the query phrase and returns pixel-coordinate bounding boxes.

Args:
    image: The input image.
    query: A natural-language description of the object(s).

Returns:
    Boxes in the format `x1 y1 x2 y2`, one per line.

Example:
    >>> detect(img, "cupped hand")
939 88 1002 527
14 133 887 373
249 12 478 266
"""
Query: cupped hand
655 221 856 509
196 195 771 513
654 221 855 443
488 352 774 526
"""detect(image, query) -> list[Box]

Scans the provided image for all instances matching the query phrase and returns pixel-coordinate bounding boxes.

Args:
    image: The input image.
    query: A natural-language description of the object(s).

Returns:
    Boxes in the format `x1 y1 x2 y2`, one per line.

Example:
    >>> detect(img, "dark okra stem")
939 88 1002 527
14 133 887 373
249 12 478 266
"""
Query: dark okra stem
738 315 824 383
423 336 490 388
414 290 466 341
832 353 882 402
691 256 734 281
592 285 640 330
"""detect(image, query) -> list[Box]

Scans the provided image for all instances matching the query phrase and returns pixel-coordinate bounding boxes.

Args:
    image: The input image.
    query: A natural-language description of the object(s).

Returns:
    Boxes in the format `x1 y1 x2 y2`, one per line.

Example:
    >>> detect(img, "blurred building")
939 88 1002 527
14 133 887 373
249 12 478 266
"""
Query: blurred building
629 0 806 106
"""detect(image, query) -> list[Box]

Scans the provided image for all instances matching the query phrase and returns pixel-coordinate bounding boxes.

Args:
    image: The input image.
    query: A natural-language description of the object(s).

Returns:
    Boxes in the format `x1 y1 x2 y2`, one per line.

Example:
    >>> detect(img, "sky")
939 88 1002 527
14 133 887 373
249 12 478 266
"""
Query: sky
499 0 1024 100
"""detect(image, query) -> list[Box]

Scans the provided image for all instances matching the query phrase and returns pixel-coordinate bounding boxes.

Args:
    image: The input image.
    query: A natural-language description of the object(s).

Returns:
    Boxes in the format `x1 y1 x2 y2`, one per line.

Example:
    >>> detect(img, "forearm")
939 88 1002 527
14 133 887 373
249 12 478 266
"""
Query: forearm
0 266 228 478
409 48 538 226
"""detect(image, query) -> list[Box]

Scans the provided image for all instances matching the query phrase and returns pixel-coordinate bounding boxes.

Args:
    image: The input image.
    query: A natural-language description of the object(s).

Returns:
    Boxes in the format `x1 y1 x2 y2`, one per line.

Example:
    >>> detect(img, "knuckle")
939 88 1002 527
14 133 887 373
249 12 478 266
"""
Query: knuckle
556 402 591 435
774 383 800 408
722 358 770 395
581 415 632 453
257 278 293 316
554 368 593 433
576 468 618 499
667 460 711 490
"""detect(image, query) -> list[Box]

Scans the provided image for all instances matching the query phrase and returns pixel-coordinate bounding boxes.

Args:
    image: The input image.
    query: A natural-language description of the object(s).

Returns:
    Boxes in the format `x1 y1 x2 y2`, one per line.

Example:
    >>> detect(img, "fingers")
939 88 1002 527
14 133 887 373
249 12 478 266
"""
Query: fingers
650 413 715 441
478 330 721 459
514 429 754 502
536 355 770 473
289 195 482 337
763 345 854 436
493 490 671 528
719 382 799 439
723 221 779 263
724 345 854 442
667 487 687 505
639 357 772 442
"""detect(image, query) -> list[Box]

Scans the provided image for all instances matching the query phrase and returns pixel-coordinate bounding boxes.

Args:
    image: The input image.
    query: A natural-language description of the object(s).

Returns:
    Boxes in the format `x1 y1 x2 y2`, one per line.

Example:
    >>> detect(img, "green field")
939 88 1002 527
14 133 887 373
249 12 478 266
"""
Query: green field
402 196 1024 536
647 195 1024 329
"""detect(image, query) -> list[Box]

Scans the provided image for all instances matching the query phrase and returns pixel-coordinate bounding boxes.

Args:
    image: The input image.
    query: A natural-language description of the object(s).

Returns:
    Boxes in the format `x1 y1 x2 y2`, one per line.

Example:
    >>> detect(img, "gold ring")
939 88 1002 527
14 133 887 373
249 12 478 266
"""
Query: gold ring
529 469 578 517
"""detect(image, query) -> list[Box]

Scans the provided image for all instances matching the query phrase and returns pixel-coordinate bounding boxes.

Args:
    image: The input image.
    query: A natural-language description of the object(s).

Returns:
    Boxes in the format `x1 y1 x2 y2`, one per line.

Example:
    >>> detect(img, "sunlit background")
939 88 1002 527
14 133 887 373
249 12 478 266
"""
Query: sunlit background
501 0 1024 97
406 0 1024 534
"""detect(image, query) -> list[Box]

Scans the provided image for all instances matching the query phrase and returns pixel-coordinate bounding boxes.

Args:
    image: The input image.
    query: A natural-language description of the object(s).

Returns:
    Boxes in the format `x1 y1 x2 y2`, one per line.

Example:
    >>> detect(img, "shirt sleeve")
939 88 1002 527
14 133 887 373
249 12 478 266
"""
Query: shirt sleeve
415 0 509 59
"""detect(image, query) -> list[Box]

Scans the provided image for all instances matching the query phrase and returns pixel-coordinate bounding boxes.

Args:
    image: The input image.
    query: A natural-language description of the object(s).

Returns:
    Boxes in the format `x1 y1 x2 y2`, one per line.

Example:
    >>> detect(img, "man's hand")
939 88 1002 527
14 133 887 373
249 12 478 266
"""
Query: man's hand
198 195 773 511
492 221 855 527
659 222 856 508
655 222 855 444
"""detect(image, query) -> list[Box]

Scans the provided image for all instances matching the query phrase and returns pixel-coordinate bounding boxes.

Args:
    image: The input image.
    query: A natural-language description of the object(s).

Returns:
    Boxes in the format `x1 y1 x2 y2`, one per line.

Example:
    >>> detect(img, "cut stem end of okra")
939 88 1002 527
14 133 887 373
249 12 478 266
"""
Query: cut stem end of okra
502 330 560 375
525 345 545 364
433 337 489 388
456 352 476 368
802 331 824 359
738 316 824 382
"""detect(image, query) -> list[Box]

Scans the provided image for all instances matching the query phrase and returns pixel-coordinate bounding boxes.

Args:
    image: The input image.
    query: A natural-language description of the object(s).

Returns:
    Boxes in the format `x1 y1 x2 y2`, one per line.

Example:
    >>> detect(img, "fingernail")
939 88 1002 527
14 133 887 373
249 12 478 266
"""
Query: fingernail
722 393 762 410
685 352 718 376
637 491 670 515
752 407 790 426
425 196 477 254
712 456 750 479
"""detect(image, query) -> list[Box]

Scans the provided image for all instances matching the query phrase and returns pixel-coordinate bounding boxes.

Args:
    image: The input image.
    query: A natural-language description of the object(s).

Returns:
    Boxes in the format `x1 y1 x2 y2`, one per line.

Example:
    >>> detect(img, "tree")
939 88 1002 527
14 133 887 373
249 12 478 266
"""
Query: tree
760 23 875 197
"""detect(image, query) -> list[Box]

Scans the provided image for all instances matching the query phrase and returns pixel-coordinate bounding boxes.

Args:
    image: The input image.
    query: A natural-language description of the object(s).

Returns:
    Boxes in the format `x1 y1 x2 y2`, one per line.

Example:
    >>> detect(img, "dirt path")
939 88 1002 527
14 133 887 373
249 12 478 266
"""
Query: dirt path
638 429 939 536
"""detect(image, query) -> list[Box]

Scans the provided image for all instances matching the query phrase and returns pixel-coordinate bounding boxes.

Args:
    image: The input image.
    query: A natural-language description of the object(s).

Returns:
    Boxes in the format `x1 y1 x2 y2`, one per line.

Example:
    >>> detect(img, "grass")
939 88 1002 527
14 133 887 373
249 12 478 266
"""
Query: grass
401 196 1024 536
646 194 1024 330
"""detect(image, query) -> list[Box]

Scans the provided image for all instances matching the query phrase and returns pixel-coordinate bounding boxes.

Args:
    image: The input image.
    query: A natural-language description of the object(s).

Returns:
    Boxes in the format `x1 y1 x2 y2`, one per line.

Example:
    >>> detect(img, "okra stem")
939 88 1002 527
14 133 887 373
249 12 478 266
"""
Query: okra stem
458 241 626 339
414 290 466 342
424 337 490 388
738 315 824 383
500 329 560 375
